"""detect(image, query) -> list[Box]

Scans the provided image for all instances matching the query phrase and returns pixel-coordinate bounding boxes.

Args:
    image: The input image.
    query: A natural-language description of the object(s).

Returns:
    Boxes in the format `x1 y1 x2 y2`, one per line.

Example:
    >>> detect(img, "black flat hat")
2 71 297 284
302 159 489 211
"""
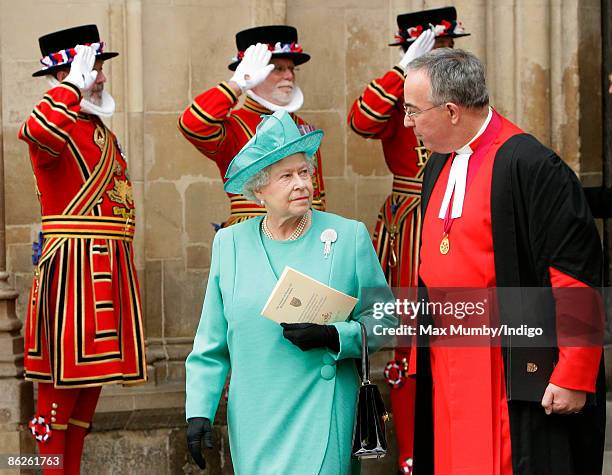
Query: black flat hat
32 24 118 77
228 25 310 71
389 6 470 47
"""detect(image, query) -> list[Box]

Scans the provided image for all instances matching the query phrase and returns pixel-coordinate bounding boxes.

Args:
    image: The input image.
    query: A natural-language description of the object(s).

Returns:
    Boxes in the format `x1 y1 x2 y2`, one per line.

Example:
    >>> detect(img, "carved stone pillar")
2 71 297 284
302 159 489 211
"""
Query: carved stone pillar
0 27 35 471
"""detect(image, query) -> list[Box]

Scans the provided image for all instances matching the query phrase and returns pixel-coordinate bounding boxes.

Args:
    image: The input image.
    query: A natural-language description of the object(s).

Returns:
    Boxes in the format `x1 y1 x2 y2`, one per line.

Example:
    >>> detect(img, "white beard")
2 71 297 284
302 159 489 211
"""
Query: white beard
47 77 116 119
246 85 304 113
80 90 115 119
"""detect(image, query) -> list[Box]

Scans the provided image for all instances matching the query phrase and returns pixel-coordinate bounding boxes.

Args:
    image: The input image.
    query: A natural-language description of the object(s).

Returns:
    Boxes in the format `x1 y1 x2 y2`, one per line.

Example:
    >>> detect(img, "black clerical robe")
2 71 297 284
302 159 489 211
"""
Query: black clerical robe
414 118 605 475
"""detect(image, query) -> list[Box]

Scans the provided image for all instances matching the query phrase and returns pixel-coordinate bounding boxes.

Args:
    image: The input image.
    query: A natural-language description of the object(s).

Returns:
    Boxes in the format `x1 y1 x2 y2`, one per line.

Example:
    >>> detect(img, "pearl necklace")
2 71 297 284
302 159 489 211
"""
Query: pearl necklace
262 212 310 241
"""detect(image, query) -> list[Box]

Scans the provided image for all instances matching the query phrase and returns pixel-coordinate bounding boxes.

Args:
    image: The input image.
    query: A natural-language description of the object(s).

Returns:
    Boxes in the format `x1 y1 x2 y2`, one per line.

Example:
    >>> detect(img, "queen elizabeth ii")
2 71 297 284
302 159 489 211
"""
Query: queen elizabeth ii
185 110 395 474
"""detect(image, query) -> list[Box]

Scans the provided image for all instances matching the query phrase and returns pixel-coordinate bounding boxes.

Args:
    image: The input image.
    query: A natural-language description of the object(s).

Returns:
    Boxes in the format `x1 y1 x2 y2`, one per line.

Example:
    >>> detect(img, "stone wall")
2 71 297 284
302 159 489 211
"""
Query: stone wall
0 0 606 473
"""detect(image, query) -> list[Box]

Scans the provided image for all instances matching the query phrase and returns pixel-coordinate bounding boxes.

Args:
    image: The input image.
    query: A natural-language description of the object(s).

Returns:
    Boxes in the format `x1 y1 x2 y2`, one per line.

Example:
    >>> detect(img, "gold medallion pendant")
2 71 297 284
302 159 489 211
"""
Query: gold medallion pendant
439 234 450 255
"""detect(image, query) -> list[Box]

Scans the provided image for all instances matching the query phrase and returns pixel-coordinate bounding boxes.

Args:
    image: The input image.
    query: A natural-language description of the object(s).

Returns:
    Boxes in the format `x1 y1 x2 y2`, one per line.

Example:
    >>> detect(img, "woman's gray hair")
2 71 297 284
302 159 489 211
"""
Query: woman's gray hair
405 48 489 109
242 152 316 203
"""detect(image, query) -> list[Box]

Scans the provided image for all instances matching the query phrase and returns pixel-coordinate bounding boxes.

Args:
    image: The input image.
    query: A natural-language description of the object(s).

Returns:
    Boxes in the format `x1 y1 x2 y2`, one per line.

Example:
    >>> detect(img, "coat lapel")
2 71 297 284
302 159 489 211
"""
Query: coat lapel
420 152 451 219
250 216 282 282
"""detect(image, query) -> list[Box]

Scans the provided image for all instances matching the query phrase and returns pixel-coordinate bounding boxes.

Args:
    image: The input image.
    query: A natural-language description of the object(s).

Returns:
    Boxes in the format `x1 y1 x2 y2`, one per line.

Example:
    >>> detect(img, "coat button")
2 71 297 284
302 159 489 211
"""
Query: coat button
322 353 336 366
320 365 336 380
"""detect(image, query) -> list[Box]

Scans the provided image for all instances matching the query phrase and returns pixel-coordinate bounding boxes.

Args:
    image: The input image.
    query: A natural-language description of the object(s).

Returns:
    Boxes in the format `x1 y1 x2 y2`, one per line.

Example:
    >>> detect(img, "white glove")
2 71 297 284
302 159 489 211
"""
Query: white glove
64 45 98 92
398 29 435 70
230 43 274 92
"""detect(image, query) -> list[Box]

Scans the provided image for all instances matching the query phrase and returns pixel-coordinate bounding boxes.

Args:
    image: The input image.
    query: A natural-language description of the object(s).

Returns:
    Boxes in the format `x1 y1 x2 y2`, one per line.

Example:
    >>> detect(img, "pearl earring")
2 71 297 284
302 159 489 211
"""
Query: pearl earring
260 200 265 206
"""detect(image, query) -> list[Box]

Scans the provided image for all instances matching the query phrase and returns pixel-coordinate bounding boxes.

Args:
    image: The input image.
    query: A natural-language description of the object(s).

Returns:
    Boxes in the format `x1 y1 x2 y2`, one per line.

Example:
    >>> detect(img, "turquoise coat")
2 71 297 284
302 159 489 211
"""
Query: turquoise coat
185 210 395 475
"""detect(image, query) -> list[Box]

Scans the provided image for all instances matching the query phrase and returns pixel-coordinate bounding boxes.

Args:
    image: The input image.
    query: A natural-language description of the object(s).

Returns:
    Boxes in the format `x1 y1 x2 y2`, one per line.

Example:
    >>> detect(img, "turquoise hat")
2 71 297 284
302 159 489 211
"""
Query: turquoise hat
224 110 323 195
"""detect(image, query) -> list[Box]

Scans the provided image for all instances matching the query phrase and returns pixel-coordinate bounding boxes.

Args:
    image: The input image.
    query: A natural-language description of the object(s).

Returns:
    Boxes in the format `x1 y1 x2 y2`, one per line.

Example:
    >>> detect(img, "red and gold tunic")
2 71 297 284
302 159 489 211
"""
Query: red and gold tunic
348 66 428 288
178 83 326 227
19 81 147 388
348 65 425 470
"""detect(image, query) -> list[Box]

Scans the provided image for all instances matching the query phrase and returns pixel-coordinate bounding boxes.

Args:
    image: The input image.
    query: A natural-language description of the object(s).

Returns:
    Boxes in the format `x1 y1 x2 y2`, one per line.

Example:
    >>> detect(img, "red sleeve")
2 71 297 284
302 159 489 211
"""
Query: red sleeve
347 66 405 140
548 266 603 393
310 147 325 209
178 82 239 158
18 81 81 164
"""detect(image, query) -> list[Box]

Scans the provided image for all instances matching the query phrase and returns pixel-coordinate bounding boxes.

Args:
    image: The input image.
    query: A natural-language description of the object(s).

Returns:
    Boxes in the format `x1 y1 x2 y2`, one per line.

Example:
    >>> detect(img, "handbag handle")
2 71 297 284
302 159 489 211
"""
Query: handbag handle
359 321 370 385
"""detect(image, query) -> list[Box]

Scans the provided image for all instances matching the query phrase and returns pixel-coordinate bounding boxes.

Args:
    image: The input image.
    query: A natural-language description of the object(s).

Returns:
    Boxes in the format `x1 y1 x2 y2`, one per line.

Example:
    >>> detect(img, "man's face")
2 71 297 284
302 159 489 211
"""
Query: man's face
56 58 107 106
86 60 107 106
403 69 452 153
251 58 296 106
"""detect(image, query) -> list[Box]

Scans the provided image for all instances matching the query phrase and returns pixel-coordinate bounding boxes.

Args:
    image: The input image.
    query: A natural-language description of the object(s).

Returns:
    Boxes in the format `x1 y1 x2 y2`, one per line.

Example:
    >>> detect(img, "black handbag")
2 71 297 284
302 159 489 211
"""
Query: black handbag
351 321 388 459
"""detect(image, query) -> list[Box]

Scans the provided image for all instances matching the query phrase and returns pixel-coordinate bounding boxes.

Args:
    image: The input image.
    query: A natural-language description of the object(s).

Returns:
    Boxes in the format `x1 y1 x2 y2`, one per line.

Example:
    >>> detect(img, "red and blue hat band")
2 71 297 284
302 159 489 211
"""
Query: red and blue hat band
394 19 466 44
232 41 303 62
40 41 105 70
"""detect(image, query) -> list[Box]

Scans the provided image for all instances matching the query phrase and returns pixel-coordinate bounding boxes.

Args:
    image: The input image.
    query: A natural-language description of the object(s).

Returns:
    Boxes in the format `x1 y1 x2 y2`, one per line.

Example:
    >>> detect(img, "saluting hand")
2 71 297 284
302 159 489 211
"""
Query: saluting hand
229 43 275 93
64 45 98 92
399 29 435 70
186 417 213 469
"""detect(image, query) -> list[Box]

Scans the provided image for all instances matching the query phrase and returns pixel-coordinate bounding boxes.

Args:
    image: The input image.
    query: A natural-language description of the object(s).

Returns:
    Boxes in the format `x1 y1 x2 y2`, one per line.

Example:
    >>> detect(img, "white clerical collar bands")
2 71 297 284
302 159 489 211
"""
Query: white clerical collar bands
438 107 493 220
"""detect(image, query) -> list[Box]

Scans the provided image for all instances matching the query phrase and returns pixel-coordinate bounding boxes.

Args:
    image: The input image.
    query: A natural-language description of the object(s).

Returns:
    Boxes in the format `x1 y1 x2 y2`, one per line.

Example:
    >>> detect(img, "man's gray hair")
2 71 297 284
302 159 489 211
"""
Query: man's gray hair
242 153 316 203
406 48 489 109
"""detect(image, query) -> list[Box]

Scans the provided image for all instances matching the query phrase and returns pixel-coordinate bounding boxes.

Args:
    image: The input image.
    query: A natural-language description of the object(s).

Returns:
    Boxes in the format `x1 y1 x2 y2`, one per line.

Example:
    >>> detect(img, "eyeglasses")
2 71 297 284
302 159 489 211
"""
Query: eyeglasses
273 65 299 74
403 103 444 120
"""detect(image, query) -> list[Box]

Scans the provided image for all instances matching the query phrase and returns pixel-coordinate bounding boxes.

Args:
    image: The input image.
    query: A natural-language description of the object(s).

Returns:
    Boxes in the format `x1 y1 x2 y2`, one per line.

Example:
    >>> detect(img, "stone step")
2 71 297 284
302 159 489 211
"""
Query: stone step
604 451 612 475
604 400 612 474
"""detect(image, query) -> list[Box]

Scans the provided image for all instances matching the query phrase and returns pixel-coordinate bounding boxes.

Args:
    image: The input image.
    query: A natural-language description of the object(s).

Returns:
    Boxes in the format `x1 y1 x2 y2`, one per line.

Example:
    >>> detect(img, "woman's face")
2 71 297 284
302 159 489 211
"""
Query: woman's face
255 153 313 219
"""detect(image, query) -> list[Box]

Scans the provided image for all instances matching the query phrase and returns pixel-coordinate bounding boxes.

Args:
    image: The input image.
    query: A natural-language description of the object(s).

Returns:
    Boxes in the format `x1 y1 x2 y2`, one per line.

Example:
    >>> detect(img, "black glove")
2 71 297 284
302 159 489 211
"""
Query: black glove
281 323 340 352
187 417 213 469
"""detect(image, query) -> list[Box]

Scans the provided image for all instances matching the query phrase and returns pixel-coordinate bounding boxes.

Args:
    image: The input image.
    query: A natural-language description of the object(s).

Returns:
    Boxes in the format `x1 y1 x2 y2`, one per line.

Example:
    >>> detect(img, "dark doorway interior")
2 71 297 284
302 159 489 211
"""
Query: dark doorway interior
604 0 611 287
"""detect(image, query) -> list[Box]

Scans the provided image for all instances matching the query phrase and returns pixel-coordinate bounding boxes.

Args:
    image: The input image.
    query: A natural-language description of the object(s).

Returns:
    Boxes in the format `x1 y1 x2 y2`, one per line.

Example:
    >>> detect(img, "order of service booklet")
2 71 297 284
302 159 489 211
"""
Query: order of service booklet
261 266 358 325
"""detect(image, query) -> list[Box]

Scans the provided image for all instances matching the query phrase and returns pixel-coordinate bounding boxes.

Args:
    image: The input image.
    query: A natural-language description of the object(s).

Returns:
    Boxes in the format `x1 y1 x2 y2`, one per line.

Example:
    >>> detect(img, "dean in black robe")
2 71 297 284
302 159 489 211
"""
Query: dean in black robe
414 133 606 475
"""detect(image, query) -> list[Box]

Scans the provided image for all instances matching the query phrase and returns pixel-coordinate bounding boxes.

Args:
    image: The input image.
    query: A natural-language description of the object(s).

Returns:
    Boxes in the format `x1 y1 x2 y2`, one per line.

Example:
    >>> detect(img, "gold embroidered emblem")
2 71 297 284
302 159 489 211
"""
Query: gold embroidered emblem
93 125 106 150
526 362 538 373
414 139 430 167
113 158 123 176
113 207 136 221
107 178 134 207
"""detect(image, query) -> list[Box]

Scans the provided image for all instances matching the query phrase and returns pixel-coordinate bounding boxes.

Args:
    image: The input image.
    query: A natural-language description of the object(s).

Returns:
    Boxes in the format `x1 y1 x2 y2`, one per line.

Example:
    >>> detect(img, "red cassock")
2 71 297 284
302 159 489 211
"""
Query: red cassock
19 81 147 388
348 66 425 469
418 111 600 474
178 83 326 227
